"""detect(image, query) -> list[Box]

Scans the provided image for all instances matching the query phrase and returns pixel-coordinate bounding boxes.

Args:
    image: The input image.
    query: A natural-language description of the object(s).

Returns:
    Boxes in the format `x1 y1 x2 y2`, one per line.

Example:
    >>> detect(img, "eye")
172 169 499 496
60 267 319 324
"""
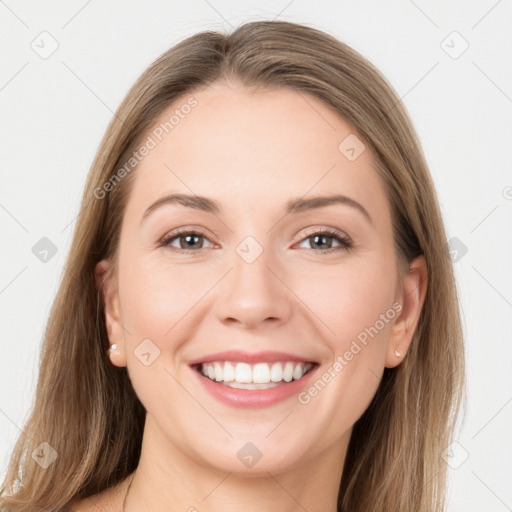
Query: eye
159 229 215 251
159 227 353 254
296 227 353 253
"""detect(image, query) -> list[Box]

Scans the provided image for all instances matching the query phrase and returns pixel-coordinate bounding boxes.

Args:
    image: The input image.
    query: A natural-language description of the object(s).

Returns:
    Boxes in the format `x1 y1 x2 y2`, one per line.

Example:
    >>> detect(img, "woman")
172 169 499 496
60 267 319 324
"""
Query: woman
0 19 465 512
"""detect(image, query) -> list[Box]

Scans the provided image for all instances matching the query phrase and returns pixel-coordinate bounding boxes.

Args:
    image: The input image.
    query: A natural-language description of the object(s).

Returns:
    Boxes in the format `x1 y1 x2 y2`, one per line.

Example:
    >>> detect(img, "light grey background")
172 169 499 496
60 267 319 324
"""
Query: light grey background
1 1 511 510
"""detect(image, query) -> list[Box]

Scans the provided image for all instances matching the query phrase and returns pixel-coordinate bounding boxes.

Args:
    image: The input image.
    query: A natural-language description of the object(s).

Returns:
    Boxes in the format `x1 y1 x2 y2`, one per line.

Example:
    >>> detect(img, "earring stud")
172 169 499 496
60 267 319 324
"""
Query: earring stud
394 348 402 358
108 343 117 353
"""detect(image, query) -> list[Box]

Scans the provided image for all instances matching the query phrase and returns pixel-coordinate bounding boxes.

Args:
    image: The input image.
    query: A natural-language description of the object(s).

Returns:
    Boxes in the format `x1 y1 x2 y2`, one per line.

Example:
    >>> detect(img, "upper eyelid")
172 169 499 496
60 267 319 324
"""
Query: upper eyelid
160 225 351 247
160 225 217 241
298 225 350 239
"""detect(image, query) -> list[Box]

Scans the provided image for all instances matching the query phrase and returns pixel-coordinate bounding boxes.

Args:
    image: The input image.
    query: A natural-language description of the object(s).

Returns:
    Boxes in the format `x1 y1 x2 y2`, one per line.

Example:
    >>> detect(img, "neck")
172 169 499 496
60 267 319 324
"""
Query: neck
124 414 349 512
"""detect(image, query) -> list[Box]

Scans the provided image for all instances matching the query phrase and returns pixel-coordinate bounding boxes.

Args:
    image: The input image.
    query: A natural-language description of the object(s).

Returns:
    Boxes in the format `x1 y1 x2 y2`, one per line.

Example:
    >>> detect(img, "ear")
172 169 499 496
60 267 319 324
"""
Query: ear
95 259 127 367
385 255 428 368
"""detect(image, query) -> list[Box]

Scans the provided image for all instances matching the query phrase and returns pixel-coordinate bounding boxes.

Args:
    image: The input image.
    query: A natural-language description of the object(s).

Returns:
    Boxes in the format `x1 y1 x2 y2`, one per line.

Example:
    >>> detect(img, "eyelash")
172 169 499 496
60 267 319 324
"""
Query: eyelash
158 226 353 255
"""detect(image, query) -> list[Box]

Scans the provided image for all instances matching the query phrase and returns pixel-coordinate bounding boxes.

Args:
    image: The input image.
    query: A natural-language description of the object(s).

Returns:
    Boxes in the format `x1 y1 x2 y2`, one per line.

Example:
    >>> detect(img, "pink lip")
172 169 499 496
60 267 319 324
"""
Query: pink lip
189 362 319 409
187 350 317 366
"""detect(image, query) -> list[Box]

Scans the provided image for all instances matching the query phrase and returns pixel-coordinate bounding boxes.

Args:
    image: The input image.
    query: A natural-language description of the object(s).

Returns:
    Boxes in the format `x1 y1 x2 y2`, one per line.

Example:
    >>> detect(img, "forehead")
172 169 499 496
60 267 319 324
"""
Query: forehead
124 81 390 226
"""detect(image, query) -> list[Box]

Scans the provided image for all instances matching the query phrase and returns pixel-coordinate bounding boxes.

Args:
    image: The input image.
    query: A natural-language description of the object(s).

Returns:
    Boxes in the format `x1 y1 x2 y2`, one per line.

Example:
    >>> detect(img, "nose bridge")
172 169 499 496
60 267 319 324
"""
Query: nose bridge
214 233 291 328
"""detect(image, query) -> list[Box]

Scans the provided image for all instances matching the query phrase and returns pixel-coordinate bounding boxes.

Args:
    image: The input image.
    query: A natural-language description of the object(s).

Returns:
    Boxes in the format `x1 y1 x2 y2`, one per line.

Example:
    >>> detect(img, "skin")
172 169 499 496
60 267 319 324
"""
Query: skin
73 80 427 511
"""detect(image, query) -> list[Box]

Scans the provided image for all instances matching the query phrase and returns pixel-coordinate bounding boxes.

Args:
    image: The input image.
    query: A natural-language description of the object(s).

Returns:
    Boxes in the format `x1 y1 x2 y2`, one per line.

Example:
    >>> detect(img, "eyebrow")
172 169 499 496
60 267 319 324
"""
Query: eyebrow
141 193 373 225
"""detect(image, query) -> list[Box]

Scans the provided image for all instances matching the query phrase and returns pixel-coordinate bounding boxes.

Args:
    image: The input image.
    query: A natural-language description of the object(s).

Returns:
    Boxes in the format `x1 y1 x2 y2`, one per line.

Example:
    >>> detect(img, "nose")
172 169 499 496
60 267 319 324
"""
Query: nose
214 243 292 330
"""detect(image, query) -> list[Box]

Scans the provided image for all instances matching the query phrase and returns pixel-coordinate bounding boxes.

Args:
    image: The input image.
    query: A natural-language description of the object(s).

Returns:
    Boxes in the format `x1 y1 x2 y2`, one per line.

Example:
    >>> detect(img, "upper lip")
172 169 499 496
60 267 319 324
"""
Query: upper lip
188 350 318 366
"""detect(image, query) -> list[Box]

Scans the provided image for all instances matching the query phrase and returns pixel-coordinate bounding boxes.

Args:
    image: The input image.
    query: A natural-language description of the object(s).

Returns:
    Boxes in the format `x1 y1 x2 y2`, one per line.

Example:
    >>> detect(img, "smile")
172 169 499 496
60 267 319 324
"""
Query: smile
194 361 315 390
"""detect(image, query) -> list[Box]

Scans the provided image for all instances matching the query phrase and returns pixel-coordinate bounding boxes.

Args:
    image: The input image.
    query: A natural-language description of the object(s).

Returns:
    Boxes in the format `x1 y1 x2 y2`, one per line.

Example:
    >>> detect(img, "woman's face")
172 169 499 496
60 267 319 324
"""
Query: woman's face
98 81 418 476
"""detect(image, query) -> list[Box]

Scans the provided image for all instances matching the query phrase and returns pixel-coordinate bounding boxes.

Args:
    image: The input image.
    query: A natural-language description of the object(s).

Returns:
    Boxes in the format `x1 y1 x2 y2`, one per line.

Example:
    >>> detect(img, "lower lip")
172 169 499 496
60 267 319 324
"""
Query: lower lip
190 364 319 408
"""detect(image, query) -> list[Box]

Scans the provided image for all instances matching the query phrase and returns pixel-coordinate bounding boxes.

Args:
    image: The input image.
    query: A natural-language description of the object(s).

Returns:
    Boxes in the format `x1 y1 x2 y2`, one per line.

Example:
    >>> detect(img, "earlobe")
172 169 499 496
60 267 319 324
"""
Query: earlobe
95 260 127 367
385 255 428 368
107 342 126 367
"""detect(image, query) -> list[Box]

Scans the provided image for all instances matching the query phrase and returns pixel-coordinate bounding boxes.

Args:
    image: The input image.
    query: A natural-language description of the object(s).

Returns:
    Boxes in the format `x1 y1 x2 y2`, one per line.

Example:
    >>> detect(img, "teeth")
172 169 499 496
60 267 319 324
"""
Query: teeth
224 381 282 390
293 362 304 380
270 362 282 382
223 361 235 382
214 362 223 381
253 363 271 383
283 362 294 382
235 363 252 383
198 361 313 385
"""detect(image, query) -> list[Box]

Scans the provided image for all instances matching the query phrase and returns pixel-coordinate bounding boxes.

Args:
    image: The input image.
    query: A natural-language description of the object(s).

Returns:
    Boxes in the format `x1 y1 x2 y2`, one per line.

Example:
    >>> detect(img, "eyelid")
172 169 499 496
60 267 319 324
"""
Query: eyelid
294 225 352 244
159 225 353 252
159 225 219 246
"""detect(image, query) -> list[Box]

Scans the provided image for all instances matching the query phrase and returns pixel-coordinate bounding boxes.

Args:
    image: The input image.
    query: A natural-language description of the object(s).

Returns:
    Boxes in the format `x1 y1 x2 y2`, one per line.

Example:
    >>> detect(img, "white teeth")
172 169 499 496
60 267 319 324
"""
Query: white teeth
214 362 223 382
223 361 235 382
253 363 271 383
293 362 304 380
270 362 282 382
224 381 282 390
198 361 313 385
283 362 294 382
235 362 252 383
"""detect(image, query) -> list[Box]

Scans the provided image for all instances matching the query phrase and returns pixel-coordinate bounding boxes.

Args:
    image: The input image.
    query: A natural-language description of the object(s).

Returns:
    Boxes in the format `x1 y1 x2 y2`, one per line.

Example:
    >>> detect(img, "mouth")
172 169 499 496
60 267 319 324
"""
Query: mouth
187 349 320 408
191 360 318 390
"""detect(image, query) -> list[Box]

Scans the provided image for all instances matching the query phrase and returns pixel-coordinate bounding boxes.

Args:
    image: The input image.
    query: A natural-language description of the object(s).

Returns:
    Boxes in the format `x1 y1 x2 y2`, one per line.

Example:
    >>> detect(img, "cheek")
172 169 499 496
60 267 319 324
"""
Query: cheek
118 254 213 341
293 262 397 434
292 256 397 348
117 256 211 414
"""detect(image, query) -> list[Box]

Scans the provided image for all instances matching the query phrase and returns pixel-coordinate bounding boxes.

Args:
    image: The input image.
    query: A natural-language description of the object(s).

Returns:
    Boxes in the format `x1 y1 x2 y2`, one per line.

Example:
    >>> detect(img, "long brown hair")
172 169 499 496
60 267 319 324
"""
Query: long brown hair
0 20 465 511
